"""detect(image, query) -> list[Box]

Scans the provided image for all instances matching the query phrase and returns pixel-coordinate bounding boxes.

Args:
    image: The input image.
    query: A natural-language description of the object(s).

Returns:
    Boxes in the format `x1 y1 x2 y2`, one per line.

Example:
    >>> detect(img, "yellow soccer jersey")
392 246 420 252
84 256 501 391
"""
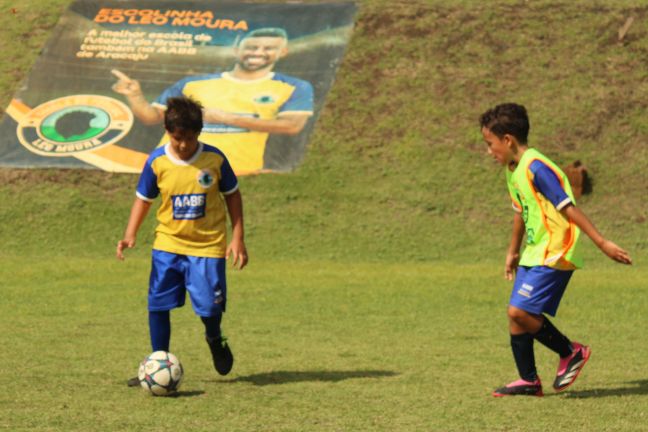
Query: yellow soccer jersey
153 72 314 175
136 142 239 258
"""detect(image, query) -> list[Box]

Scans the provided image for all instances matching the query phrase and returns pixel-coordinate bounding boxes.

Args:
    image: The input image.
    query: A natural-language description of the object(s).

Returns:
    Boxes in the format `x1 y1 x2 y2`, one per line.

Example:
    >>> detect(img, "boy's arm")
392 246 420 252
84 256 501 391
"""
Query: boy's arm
505 211 526 280
224 190 248 270
562 204 632 265
116 197 152 260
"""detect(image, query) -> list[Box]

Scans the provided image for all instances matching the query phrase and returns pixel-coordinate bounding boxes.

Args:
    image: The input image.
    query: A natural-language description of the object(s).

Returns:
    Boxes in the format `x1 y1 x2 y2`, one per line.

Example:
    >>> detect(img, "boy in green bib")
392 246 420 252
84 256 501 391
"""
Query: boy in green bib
479 103 632 397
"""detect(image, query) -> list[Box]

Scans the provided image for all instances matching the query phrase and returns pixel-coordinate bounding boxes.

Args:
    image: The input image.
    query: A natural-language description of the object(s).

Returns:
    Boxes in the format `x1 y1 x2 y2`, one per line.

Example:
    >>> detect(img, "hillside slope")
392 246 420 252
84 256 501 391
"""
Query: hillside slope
1 0 646 263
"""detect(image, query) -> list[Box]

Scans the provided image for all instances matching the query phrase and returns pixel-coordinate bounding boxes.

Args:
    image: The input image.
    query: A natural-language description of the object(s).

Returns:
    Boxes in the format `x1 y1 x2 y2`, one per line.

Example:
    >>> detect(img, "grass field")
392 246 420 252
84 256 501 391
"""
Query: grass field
1 0 648 431
1 255 647 431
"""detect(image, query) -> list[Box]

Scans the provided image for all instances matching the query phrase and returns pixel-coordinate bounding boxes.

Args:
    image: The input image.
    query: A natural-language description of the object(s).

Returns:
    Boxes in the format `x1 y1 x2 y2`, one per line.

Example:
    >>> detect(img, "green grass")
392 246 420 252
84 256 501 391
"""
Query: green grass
1 0 648 430
2 0 647 262
1 256 646 431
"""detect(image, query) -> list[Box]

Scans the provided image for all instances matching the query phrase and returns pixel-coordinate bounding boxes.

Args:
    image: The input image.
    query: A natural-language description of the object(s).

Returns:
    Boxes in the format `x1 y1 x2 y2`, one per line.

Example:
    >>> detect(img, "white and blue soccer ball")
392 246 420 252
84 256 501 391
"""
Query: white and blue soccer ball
138 351 184 396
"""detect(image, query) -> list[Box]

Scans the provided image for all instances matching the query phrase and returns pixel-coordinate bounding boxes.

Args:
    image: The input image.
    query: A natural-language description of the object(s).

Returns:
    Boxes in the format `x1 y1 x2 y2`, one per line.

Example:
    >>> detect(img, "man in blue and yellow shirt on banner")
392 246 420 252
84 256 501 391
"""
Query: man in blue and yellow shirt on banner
112 28 314 175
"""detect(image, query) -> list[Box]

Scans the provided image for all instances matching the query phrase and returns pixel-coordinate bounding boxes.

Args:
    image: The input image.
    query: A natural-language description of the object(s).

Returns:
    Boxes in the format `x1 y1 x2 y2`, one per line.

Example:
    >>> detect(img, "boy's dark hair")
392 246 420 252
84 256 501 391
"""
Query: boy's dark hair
479 103 530 144
164 96 203 133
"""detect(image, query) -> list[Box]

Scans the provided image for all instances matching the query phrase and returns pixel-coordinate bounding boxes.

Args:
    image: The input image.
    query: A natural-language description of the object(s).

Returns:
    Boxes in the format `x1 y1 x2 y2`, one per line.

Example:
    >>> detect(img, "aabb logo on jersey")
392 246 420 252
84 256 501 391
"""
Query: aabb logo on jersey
172 193 207 220
17 95 133 156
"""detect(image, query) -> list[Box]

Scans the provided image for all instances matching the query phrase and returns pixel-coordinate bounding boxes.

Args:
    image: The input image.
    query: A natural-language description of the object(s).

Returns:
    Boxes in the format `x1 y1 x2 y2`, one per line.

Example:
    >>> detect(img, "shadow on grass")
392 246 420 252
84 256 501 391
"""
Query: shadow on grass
215 370 399 386
169 390 205 398
557 379 648 399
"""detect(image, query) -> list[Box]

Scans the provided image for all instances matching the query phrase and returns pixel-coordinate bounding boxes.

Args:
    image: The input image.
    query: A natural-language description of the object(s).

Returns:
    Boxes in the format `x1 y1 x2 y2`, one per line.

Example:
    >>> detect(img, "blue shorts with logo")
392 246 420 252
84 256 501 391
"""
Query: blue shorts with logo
148 249 227 317
510 266 574 316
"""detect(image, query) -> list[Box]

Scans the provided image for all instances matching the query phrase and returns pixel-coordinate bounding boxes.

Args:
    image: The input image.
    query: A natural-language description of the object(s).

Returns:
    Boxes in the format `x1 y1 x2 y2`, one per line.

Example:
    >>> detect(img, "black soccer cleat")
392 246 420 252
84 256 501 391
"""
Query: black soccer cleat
493 377 544 397
127 376 140 387
206 336 234 376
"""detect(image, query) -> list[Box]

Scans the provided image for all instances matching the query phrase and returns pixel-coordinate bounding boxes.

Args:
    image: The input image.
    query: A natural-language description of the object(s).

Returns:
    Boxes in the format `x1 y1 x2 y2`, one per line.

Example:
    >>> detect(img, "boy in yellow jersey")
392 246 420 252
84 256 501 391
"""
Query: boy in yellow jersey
116 97 248 386
112 28 314 175
479 103 632 397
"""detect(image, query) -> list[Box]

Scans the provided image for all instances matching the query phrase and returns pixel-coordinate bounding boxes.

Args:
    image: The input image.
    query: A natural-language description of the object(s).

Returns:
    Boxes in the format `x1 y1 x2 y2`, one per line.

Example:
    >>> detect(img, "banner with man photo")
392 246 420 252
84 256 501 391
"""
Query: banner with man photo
0 1 357 175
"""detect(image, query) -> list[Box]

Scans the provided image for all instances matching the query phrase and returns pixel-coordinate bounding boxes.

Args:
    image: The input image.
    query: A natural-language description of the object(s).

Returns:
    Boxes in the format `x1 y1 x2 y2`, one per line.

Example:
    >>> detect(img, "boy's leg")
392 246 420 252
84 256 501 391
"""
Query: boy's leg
129 251 185 387
201 313 222 340
510 333 537 382
493 307 543 397
149 310 171 352
147 250 186 352
509 306 576 365
509 267 591 392
184 256 233 376
129 310 173 387
533 316 591 392
507 306 542 381
532 316 572 357
201 309 234 376
494 266 543 397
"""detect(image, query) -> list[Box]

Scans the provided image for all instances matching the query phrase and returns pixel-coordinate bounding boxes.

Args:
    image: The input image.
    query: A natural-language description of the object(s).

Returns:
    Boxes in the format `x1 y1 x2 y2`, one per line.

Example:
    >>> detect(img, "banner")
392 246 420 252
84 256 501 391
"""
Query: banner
0 1 357 174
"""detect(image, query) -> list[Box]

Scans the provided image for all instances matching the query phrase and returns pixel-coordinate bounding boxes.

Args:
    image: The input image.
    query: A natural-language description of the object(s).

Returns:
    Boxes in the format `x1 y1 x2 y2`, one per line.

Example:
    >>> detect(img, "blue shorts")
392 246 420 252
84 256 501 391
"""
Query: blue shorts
509 266 574 316
148 249 227 317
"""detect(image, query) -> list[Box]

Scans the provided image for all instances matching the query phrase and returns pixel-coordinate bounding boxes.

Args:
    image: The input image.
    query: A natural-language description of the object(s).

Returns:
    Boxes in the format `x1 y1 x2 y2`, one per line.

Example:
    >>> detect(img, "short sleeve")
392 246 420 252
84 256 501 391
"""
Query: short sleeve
530 160 571 210
278 79 314 114
136 159 159 201
153 79 188 108
219 155 239 195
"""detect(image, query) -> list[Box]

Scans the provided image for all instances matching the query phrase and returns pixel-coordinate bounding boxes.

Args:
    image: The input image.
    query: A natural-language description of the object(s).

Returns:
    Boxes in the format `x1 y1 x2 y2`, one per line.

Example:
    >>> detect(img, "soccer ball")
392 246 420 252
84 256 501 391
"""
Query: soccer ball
137 351 184 396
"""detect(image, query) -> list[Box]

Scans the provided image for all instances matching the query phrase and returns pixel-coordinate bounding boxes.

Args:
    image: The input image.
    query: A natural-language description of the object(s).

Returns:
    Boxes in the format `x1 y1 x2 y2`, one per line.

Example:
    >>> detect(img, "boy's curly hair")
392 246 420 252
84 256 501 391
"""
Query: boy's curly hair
479 103 529 144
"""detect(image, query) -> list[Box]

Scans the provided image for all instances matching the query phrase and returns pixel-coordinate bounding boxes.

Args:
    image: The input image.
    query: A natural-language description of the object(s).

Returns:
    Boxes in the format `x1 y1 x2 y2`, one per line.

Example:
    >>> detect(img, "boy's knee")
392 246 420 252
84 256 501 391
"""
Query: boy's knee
507 306 544 333
507 305 530 323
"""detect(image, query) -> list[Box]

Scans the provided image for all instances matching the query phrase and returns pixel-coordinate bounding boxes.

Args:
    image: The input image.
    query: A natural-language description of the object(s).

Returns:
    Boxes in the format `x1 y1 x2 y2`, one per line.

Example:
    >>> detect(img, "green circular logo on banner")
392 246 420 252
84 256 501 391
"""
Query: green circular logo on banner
16 95 133 157
40 107 110 143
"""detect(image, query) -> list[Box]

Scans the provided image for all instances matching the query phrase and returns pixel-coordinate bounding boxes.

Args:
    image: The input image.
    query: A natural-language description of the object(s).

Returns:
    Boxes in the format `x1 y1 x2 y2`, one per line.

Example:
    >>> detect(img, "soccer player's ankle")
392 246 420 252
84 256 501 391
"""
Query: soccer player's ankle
522 373 538 382
201 315 223 342
533 317 572 357
206 334 220 343
561 343 575 358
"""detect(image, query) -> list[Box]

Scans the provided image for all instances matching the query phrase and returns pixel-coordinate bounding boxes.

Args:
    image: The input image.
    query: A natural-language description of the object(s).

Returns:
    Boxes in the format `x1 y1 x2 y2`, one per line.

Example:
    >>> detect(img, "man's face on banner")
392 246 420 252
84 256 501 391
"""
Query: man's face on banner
235 36 288 72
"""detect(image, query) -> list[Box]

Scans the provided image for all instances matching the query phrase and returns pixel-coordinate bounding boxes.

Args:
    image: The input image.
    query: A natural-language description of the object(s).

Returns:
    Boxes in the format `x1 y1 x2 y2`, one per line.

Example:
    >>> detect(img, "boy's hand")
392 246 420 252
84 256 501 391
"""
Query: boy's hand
505 252 520 280
226 238 248 270
600 240 633 265
116 239 135 261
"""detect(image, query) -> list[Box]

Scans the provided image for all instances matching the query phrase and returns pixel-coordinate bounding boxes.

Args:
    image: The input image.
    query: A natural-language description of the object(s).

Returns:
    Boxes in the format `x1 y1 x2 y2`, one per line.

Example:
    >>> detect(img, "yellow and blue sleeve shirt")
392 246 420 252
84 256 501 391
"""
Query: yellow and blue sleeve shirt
511 160 572 212
507 148 583 270
136 142 238 258
153 71 314 175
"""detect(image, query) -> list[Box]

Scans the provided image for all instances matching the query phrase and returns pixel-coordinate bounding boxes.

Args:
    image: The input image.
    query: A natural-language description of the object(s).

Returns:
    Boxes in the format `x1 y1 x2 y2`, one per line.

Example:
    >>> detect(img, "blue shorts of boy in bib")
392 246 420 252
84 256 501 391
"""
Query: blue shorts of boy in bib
510 266 574 316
